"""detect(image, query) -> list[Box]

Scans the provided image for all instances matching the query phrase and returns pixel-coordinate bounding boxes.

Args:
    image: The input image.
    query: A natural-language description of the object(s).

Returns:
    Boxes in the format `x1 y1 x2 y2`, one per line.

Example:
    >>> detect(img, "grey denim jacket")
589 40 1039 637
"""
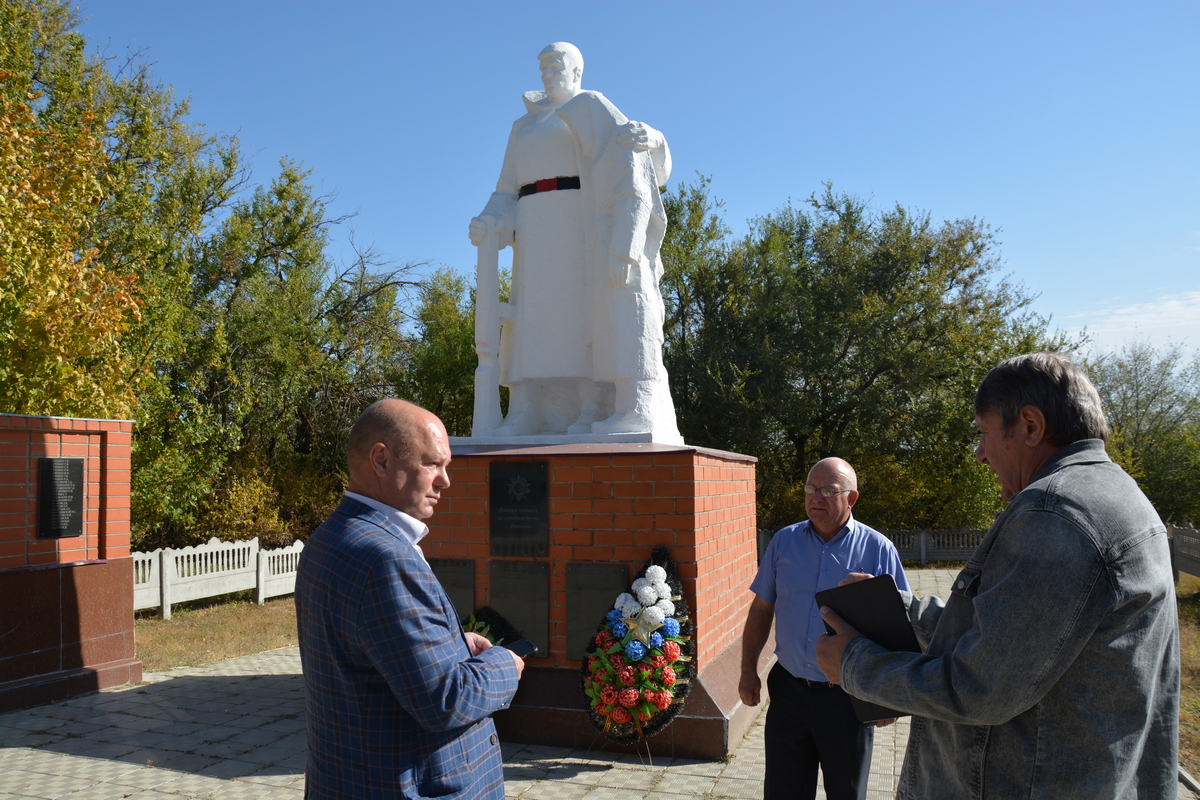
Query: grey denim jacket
841 440 1179 799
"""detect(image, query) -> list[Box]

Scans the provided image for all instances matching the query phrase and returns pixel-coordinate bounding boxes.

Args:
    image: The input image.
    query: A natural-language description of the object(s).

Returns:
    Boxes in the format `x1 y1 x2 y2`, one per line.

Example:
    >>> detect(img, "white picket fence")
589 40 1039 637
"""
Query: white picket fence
133 537 304 619
881 528 985 564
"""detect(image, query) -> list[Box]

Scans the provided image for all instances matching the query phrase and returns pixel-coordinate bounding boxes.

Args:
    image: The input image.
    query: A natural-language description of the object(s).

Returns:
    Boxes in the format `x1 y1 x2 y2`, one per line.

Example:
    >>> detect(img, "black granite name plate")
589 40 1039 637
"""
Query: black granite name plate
490 560 549 656
489 460 549 557
566 563 629 661
38 457 84 539
428 559 475 623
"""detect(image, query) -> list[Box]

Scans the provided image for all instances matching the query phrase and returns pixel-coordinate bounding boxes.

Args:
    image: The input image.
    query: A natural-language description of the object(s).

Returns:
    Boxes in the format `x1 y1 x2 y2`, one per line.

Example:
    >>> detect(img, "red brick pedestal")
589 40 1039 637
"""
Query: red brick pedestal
430 442 761 759
0 414 142 712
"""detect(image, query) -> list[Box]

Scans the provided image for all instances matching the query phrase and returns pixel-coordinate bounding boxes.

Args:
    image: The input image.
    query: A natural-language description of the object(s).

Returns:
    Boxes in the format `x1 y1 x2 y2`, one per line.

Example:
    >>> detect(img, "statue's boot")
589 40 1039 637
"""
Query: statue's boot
591 379 653 435
494 384 534 436
567 380 602 434
494 413 533 436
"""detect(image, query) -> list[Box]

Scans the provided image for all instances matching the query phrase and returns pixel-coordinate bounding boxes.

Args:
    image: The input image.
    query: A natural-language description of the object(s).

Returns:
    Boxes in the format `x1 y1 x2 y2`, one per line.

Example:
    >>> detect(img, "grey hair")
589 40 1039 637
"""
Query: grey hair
974 352 1109 446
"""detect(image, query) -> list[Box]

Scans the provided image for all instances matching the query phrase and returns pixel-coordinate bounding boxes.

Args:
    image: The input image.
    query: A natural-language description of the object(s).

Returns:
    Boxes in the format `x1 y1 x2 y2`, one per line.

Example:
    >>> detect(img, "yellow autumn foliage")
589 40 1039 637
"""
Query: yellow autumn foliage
0 78 140 418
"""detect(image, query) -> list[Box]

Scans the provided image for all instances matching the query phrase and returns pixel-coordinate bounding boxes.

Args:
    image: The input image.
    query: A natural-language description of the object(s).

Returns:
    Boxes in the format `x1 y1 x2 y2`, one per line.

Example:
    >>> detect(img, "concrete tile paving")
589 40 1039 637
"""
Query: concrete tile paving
0 569 1193 799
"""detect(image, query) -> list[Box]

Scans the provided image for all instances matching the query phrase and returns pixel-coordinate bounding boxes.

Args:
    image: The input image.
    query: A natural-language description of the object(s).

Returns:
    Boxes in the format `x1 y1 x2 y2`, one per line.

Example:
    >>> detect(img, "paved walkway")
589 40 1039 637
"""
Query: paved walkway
0 569 1193 799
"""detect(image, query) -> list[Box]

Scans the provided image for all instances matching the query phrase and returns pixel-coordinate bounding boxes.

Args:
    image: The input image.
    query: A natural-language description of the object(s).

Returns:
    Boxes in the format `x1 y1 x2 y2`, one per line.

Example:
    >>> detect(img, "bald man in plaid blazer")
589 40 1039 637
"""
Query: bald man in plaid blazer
297 400 523 799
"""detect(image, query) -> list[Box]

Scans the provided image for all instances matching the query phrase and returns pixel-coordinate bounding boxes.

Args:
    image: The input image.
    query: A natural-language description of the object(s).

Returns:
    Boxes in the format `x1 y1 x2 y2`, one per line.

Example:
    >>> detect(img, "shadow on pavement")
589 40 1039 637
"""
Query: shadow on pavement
0 672 306 780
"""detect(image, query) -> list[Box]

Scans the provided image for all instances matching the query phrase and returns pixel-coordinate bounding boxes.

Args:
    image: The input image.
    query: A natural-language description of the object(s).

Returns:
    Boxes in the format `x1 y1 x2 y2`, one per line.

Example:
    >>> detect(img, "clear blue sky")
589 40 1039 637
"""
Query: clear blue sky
78 1 1199 358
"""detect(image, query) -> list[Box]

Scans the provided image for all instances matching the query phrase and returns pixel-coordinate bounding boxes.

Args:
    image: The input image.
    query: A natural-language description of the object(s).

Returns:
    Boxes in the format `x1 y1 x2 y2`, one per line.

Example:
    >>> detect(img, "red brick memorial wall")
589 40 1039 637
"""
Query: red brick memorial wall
0 413 142 712
427 442 762 758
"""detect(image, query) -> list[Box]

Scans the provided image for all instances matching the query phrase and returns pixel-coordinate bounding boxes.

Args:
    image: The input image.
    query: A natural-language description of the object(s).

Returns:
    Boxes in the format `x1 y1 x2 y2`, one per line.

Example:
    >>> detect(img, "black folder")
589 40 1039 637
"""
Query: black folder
814 573 921 722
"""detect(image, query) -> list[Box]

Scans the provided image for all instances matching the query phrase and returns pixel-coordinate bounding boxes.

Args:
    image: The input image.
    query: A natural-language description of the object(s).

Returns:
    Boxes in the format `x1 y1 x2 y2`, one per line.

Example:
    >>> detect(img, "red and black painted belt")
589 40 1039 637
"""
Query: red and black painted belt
518 176 581 198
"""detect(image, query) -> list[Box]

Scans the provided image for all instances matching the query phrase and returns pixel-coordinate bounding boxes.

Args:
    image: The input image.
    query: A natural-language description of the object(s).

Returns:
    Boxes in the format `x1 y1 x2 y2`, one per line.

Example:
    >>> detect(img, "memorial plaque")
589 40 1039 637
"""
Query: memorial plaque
489 460 549 557
489 561 549 655
566 563 629 661
38 457 84 539
428 559 475 623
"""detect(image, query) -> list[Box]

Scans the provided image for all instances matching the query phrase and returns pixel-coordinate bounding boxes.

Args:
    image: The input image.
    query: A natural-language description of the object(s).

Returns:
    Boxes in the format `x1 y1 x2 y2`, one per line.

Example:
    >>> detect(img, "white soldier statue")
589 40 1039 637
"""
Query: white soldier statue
468 42 681 443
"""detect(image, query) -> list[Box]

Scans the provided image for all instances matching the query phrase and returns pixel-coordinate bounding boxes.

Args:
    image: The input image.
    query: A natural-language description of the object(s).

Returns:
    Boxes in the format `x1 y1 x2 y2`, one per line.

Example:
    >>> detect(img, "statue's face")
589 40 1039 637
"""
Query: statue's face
540 53 580 103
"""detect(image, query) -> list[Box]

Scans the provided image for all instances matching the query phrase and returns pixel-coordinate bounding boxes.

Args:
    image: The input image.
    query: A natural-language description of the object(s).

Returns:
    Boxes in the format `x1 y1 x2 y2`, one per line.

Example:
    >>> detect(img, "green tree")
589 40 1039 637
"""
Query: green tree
1089 342 1200 524
144 164 419 549
0 50 139 418
394 267 477 437
661 180 1066 531
3 1 423 548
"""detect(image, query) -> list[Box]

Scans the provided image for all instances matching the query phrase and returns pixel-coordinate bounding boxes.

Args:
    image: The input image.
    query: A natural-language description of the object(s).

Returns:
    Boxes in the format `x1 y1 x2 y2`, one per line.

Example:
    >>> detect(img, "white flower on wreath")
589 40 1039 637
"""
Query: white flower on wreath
636 585 659 606
631 577 649 592
641 606 666 626
655 599 675 617
615 593 640 617
645 565 667 583
652 581 671 600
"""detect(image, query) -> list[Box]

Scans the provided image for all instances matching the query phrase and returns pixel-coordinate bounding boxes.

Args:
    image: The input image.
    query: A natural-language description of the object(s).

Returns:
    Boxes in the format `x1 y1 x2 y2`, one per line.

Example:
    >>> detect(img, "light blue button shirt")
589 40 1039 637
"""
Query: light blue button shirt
750 514 910 682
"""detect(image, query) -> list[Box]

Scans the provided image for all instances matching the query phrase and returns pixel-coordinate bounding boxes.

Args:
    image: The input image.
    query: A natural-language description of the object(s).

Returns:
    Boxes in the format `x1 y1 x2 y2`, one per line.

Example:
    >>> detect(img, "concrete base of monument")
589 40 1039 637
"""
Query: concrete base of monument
450 432 675 447
0 558 143 713
492 632 776 760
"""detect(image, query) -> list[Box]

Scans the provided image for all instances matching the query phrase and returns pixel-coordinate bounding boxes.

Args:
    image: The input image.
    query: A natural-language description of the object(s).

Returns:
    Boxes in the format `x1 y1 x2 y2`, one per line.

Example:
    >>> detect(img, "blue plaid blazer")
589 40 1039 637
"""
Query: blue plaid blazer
296 497 518 799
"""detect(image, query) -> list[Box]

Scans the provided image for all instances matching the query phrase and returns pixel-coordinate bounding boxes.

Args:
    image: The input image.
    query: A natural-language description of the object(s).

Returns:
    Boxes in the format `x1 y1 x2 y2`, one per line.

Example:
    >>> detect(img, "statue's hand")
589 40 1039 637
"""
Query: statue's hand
616 121 662 152
609 254 633 287
468 215 495 246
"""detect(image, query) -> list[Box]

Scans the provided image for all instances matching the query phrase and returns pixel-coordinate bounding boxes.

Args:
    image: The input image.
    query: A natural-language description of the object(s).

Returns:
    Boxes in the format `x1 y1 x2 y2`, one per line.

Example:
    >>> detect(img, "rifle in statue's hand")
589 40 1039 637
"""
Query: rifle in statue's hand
472 230 505 436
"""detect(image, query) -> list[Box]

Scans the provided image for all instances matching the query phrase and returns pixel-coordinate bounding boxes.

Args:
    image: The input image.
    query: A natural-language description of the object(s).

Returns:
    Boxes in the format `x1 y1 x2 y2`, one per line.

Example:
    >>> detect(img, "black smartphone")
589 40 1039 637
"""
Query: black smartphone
503 638 538 658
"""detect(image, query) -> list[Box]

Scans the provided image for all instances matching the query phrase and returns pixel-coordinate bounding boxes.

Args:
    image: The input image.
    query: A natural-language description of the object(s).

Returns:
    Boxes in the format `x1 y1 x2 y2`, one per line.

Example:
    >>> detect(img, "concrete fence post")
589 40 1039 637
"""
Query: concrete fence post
159 549 173 620
919 530 928 565
256 550 268 605
1169 525 1179 585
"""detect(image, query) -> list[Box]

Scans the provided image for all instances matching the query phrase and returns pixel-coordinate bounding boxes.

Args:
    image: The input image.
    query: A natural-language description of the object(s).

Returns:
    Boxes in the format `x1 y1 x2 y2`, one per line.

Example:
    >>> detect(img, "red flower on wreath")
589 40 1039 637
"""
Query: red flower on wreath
651 691 672 710
611 706 632 724
609 654 625 670
600 686 618 705
663 641 681 662
618 666 636 686
650 655 668 669
661 666 677 686
637 708 652 721
618 688 640 708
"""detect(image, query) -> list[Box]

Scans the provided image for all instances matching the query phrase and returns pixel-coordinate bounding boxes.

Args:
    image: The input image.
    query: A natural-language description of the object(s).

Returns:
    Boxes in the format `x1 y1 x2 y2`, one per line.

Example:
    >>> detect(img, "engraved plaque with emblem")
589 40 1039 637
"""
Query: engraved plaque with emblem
489 460 549 557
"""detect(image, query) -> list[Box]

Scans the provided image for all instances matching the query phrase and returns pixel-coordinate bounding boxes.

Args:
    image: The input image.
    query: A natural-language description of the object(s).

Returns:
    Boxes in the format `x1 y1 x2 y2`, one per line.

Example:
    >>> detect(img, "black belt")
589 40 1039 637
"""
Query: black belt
518 176 580 198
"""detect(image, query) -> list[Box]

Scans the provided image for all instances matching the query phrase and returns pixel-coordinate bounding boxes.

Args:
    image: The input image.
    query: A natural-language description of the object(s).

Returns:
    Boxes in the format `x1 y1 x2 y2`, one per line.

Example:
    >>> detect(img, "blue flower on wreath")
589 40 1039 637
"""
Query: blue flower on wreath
661 618 681 638
624 640 647 661
649 632 664 649
605 609 623 624
611 621 628 638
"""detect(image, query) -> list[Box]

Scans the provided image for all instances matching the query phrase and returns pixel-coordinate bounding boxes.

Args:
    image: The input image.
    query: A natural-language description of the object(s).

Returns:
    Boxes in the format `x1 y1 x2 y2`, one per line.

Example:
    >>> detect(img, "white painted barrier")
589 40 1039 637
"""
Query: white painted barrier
133 537 304 619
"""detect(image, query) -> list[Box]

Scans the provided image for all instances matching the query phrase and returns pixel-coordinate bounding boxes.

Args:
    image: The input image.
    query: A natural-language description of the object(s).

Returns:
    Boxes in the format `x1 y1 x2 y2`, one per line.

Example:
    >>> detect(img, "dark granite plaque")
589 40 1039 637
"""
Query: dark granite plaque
566 563 629 661
428 559 475 623
490 561 549 655
38 457 84 539
489 460 549 557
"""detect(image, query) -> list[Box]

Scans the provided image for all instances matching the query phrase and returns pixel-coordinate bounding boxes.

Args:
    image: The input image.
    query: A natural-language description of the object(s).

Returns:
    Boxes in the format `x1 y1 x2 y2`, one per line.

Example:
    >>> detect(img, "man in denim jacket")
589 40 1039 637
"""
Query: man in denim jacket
817 353 1179 799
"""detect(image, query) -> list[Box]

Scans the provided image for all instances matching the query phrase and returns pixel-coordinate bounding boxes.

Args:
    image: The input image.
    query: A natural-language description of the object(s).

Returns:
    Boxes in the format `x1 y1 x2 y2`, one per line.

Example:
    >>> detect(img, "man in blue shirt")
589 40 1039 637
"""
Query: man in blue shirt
739 457 909 800
296 399 524 799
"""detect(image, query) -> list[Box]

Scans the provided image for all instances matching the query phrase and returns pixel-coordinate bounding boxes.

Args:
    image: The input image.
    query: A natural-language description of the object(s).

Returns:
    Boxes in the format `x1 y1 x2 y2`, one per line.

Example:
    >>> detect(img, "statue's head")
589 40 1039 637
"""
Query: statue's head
538 42 583 104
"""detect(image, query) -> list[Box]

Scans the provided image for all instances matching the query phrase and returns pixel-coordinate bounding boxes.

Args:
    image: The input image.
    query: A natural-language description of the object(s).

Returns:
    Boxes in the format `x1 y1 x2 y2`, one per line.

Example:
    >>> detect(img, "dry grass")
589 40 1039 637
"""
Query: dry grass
1177 574 1200 776
134 590 298 673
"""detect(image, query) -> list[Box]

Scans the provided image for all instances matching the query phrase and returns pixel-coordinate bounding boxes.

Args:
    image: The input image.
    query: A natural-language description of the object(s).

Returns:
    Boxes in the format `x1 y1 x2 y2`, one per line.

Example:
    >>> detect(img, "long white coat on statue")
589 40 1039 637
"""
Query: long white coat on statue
469 43 681 443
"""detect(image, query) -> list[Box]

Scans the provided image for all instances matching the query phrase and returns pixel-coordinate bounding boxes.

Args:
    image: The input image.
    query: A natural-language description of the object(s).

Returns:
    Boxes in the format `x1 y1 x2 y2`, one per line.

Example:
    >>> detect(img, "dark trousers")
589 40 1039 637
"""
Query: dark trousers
764 663 873 800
